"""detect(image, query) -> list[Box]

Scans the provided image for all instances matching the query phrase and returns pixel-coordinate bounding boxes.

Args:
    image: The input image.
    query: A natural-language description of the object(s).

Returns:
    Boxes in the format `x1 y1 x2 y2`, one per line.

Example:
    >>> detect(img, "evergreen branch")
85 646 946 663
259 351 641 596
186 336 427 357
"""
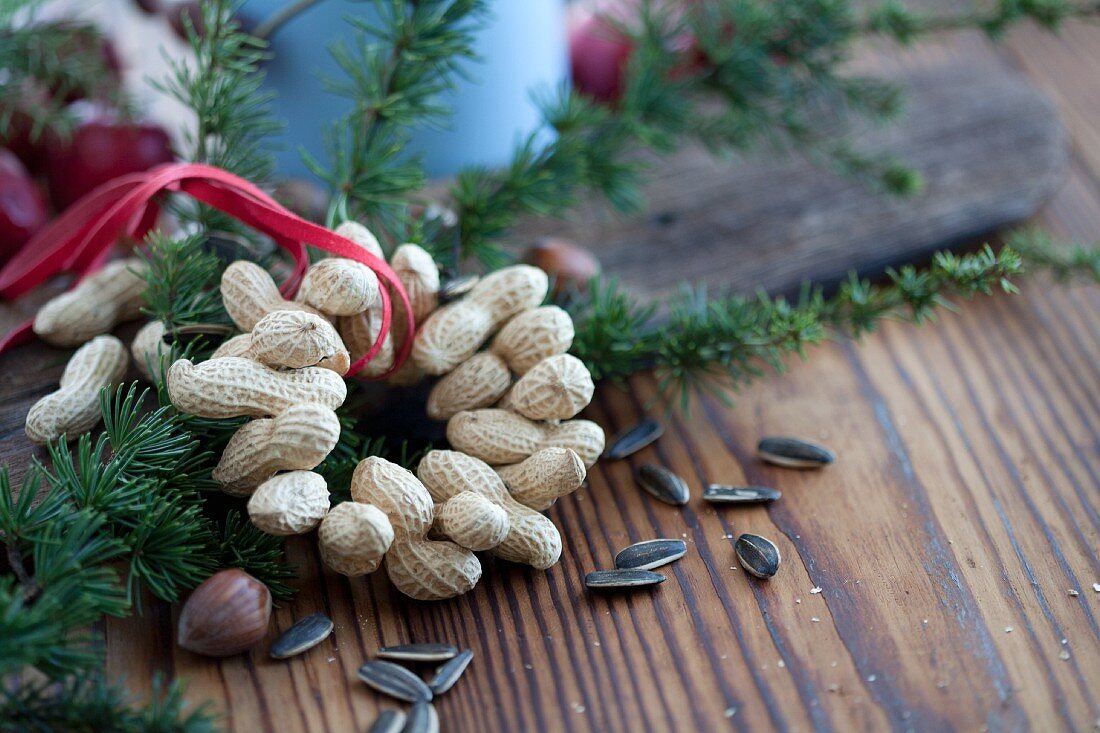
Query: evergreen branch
140 232 235 334
212 512 297 601
0 675 217 733
152 0 280 232
309 0 487 239
861 0 1100 42
447 0 921 267
1007 228 1100 283
0 6 127 142
0 383 294 680
447 0 1098 267
570 244 1026 411
254 0 323 40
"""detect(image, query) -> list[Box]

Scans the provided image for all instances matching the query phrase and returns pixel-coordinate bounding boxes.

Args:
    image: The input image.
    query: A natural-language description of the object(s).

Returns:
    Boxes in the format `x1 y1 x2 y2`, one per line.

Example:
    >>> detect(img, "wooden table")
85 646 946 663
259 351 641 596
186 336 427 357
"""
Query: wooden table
2 20 1098 733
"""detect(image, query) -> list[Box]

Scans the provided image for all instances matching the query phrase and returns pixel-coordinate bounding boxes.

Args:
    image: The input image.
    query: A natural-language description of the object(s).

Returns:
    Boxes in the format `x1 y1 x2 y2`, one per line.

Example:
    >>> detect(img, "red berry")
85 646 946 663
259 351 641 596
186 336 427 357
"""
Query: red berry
568 4 634 103
568 1 716 102
0 149 49 261
45 119 174 209
1 109 49 174
1 84 56 173
523 238 601 297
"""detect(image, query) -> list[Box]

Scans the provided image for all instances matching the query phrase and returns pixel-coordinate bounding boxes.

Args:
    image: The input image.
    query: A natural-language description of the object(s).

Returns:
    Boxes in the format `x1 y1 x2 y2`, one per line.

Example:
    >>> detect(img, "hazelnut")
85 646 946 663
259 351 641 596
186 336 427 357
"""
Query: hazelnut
177 568 272 657
523 238 600 296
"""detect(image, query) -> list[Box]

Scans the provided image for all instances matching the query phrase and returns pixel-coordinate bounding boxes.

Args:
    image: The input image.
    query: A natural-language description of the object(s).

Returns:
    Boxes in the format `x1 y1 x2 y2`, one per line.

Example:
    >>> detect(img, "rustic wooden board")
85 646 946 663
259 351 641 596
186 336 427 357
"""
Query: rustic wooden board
513 64 1067 301
0 20 1098 733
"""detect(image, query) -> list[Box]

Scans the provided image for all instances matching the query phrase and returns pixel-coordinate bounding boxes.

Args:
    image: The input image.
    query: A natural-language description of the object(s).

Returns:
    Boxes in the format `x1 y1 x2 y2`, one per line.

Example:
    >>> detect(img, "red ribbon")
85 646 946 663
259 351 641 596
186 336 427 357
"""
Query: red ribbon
0 162 413 379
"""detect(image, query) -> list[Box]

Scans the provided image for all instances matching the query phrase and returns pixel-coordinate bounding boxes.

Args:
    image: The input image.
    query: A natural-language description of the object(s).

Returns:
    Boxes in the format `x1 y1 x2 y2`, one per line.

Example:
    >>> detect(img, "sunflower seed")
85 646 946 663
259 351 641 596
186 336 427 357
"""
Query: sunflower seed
758 437 835 468
585 569 666 590
403 702 439 733
614 539 687 571
377 643 458 663
439 274 479 302
270 613 334 660
428 649 474 695
735 533 781 578
703 485 782 504
606 418 664 459
358 660 433 702
636 464 690 506
367 709 407 733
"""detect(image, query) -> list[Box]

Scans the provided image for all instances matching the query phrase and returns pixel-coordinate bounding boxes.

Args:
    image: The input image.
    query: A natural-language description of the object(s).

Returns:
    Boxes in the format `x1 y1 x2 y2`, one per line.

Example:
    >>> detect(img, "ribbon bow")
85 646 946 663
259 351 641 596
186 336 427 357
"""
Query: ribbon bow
0 162 413 378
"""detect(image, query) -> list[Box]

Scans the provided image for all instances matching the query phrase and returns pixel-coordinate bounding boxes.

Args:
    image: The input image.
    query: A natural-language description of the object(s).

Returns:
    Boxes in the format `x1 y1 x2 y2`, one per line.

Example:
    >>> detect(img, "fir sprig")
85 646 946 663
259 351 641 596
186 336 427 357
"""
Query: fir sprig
0 675 217 733
862 0 1100 41
570 245 1025 410
154 0 280 191
446 0 1098 267
310 0 487 238
0 385 295 678
139 232 235 333
1004 228 1100 284
0 2 127 142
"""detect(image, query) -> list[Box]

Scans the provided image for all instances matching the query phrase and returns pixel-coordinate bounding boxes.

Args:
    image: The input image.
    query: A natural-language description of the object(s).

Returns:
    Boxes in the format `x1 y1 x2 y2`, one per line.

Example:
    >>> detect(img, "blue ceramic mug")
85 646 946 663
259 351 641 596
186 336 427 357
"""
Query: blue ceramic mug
244 0 568 178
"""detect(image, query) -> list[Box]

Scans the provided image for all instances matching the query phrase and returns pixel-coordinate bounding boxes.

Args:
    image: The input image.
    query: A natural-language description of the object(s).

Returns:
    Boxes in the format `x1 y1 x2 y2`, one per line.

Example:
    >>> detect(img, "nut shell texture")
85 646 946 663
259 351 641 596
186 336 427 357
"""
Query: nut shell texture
541 419 605 468
211 333 253 359
391 243 440 323
417 450 562 569
351 457 481 600
297 258 380 316
338 307 394 377
26 335 128 444
318 502 394 576
221 260 325 331
445 409 543 465
490 305 574 375
131 320 167 380
495 448 586 511
412 265 548 375
433 492 511 551
410 300 493 375
426 352 511 421
167 357 346 418
446 410 605 468
508 354 595 420
248 310 350 374
471 266 549 323
247 471 331 535
33 258 147 346
177 569 271 657
213 403 342 494
334 221 384 258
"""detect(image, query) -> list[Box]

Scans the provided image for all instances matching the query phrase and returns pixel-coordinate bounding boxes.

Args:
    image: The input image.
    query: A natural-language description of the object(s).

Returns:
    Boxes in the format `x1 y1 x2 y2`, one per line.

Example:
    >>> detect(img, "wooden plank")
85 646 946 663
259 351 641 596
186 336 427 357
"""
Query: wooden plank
0 17 1097 733
511 64 1067 301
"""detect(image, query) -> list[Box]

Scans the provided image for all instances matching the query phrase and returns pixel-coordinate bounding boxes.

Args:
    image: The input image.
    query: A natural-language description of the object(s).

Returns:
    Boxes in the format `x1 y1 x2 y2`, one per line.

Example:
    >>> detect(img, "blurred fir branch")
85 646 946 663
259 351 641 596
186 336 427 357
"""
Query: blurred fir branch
139 232 235 333
862 0 1100 40
153 0 281 233
307 0 487 241
570 244 1027 410
1004 228 1100 283
0 1 128 142
0 674 217 733
447 0 1099 267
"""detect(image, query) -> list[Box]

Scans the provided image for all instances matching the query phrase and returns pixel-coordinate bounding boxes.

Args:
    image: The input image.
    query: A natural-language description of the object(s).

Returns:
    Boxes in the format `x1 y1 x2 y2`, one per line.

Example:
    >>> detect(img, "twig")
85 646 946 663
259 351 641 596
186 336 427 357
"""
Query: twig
254 0 325 40
6 542 38 603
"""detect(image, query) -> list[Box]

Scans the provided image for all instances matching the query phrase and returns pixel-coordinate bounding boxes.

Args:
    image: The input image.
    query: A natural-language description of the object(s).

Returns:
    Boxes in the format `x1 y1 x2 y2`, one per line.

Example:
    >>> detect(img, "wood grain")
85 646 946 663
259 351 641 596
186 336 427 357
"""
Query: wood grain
509 64 1066 302
1 18 1098 733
